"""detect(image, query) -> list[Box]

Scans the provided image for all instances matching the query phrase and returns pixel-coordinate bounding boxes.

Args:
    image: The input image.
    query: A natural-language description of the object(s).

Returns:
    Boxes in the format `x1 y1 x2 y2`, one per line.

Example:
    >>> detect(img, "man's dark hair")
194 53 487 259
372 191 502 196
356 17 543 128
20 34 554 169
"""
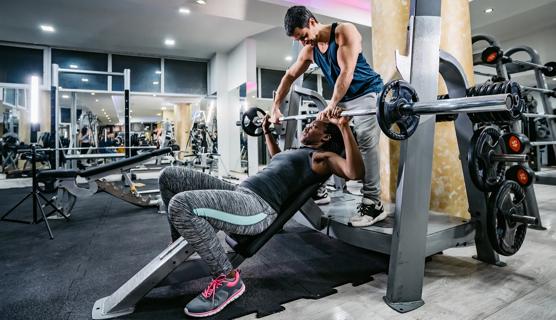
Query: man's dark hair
321 122 344 155
284 6 317 36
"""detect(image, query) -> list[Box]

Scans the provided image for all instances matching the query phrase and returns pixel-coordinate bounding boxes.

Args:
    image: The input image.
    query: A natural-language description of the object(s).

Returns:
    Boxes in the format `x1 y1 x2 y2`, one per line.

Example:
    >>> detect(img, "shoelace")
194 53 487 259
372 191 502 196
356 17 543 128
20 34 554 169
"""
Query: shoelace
201 275 227 299
356 203 370 216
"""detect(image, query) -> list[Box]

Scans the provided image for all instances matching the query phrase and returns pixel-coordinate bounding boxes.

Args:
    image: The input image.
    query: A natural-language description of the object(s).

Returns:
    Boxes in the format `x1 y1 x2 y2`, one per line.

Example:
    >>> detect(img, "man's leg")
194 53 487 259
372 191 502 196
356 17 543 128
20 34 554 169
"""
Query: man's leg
340 93 385 226
167 188 277 317
159 166 235 241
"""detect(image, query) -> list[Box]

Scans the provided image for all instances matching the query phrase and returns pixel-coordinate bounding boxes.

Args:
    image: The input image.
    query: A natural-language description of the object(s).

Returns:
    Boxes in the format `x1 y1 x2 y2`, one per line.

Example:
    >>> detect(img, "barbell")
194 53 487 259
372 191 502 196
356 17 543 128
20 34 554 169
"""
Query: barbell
241 80 522 140
481 46 556 77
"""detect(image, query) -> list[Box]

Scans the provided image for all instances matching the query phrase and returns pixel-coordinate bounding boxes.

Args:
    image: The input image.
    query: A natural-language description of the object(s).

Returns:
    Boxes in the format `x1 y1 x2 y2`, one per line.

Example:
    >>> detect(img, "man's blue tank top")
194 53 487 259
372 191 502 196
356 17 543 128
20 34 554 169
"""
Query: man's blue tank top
313 22 383 102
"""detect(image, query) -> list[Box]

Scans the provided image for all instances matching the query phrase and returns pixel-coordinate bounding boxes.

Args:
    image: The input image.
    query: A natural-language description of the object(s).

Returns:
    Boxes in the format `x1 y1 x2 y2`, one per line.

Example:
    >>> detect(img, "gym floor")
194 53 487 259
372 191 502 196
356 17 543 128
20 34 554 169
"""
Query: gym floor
0 178 555 320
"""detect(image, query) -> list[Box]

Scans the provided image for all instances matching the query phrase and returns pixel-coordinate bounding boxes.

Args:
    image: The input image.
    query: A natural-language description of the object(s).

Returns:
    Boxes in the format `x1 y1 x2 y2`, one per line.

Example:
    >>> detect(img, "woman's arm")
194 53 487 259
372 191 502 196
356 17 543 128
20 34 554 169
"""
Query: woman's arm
262 115 281 157
313 115 365 180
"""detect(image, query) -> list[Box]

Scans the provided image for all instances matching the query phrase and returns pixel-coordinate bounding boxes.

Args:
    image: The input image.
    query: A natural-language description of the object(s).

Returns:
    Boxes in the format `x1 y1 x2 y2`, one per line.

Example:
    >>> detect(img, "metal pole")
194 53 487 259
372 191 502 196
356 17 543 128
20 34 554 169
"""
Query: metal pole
70 92 77 154
124 69 131 158
510 59 547 71
530 141 556 146
57 68 125 76
51 64 60 168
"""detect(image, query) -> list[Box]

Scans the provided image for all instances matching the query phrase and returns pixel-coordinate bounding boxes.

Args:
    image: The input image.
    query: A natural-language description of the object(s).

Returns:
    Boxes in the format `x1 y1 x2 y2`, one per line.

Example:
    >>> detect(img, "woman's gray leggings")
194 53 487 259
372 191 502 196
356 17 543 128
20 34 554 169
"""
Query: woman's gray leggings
159 167 277 277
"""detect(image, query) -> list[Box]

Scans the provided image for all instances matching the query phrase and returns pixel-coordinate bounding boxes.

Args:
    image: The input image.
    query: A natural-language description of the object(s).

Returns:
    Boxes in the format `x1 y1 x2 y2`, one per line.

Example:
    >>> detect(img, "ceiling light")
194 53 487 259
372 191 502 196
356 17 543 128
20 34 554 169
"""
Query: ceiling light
130 110 133 113
484 8 493 13
69 64 79 69
156 113 162 116
161 106 167 110
179 7 191 14
196 0 206 4
285 56 292 61
153 81 159 85
164 38 176 46
91 92 95 95
101 108 105 111
95 99 99 102
81 78 89 82
155 70 162 74
552 77 556 81
153 94 157 97
40 24 55 32
62 94 69 99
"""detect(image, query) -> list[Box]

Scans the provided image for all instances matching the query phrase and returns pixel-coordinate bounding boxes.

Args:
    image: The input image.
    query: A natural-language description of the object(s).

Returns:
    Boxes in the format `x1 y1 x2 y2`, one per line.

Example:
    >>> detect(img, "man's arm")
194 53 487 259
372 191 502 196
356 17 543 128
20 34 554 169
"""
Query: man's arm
271 46 313 123
323 23 363 117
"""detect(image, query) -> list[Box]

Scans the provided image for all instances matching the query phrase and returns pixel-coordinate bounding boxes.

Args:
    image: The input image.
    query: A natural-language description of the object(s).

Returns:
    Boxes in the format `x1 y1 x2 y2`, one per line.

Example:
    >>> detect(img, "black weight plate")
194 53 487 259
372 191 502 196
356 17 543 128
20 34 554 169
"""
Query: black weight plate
241 107 266 137
542 61 556 77
376 80 420 141
504 81 524 120
468 126 506 192
487 180 528 256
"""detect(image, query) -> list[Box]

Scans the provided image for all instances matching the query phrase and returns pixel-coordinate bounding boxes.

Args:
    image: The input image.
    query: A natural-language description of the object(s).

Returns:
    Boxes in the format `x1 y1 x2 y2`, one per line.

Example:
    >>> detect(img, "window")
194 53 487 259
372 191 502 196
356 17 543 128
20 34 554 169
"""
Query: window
112 55 161 92
164 59 207 94
260 68 285 99
303 73 318 92
0 45 43 84
52 49 108 90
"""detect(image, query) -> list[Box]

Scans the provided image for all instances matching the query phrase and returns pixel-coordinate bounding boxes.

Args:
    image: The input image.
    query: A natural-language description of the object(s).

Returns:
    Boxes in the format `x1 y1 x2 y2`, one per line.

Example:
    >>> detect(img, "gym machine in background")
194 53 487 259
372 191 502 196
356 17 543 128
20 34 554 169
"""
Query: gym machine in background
50 64 131 169
472 36 556 173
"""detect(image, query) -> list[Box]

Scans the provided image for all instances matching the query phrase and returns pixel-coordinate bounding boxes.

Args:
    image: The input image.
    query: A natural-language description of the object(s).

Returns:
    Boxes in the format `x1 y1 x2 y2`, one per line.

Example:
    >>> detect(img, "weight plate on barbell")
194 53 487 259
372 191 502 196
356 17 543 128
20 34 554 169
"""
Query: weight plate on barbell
487 180 528 256
376 80 420 141
241 107 266 137
468 126 506 192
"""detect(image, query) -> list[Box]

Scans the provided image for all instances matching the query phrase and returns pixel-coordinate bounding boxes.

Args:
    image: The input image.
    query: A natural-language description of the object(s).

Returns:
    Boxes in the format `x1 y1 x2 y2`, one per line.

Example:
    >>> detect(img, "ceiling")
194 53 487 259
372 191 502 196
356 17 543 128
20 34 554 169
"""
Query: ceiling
1 0 555 122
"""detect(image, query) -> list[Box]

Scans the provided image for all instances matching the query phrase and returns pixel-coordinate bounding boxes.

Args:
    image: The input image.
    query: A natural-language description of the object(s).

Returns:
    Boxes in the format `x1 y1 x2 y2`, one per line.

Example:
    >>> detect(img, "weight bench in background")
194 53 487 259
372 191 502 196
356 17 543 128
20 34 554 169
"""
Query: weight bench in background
37 148 172 215
91 182 325 319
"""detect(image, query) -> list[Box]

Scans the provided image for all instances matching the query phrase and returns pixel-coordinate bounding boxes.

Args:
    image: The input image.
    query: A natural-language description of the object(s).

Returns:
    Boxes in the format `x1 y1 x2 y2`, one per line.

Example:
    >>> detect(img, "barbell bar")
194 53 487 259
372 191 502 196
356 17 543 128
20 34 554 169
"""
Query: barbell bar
242 80 521 140
530 141 556 146
522 113 556 119
521 86 556 97
481 46 556 77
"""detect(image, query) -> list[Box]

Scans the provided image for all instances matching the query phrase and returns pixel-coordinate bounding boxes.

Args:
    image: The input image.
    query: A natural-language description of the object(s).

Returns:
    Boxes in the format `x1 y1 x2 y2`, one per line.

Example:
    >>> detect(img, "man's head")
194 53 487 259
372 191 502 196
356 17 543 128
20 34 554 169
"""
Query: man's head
300 120 344 155
284 6 319 47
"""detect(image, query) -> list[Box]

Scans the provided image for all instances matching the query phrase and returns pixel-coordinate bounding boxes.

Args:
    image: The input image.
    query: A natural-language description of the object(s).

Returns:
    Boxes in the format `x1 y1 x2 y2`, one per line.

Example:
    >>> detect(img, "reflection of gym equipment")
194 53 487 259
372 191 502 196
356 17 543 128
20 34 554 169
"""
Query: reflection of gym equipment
51 64 131 168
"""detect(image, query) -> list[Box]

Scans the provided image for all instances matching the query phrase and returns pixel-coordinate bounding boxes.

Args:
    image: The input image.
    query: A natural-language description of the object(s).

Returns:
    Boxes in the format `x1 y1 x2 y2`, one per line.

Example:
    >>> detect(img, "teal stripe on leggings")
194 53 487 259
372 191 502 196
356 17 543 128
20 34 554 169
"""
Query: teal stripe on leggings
193 208 268 225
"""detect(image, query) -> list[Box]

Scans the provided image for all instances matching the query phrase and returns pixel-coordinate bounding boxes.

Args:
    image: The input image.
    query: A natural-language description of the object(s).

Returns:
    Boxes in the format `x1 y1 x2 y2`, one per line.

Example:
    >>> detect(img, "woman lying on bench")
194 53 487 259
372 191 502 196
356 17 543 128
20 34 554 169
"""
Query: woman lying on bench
159 109 364 317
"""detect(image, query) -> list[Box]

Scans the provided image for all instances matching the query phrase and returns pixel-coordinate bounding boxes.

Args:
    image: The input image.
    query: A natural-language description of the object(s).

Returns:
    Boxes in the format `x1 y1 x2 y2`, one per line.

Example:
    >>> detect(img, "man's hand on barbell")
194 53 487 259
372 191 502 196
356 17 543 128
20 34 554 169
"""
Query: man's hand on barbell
270 109 283 125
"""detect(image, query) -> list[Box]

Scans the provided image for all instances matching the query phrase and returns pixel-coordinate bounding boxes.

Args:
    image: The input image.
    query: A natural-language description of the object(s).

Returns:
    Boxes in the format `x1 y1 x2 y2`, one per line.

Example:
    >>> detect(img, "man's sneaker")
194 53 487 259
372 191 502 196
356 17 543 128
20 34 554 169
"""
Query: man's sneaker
312 184 331 205
184 270 245 318
348 198 386 227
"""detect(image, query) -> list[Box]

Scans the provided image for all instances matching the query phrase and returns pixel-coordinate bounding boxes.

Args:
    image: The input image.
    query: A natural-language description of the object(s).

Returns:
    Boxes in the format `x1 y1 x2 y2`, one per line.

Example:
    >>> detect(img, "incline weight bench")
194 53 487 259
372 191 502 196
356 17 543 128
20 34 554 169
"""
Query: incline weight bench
37 148 172 215
91 181 326 319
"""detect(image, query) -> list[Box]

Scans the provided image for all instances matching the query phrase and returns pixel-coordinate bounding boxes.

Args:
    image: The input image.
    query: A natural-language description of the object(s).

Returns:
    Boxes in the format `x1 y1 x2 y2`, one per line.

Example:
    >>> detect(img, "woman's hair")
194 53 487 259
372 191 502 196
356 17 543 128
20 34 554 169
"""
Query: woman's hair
321 122 344 155
284 6 317 36
81 127 88 135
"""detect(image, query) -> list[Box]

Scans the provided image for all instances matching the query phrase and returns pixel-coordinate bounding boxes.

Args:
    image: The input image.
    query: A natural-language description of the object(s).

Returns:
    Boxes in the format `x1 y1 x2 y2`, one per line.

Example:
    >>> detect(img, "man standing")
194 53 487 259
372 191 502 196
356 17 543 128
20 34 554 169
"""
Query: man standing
270 6 385 226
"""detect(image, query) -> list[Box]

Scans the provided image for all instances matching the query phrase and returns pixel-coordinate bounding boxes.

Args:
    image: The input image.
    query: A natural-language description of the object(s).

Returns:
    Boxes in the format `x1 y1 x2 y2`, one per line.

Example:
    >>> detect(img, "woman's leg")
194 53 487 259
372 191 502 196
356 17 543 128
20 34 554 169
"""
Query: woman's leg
167 188 277 317
167 188 276 276
159 166 235 241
